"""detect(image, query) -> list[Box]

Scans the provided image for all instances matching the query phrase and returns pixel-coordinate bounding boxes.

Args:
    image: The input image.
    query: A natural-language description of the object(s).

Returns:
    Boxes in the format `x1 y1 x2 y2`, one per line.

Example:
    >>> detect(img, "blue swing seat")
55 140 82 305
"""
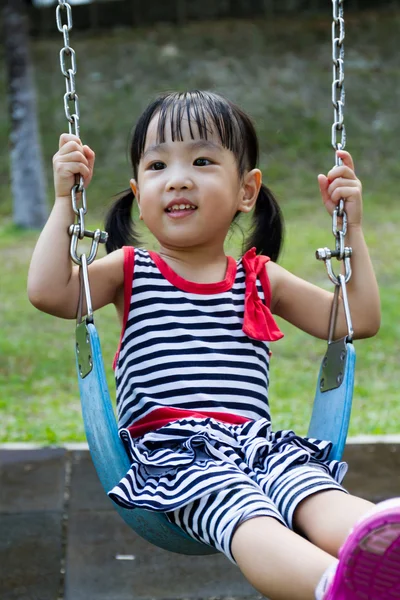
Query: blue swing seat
76 321 355 555
308 339 356 461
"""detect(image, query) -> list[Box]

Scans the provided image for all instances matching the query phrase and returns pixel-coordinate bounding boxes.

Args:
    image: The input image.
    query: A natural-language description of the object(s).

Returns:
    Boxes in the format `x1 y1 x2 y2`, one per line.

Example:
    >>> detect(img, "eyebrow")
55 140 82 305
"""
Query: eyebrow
143 139 222 160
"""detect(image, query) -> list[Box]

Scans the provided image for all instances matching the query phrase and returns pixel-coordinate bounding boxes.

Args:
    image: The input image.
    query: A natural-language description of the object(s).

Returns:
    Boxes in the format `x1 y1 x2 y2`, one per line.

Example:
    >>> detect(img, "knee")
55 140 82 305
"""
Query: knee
293 491 375 557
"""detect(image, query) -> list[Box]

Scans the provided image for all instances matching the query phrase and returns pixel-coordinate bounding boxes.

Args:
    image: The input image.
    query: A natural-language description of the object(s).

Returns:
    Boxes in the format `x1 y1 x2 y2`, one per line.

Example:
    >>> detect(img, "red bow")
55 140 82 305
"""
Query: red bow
241 248 284 342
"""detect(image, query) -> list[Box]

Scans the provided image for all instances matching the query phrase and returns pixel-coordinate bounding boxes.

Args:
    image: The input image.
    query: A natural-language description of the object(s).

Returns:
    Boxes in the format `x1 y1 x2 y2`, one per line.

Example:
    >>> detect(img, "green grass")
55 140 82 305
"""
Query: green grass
1 12 400 442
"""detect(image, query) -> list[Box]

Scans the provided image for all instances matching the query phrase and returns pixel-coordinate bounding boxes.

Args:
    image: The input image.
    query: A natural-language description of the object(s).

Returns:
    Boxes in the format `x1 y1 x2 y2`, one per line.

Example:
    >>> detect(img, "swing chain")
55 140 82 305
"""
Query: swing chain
316 0 353 342
330 0 350 274
56 0 108 275
331 0 346 157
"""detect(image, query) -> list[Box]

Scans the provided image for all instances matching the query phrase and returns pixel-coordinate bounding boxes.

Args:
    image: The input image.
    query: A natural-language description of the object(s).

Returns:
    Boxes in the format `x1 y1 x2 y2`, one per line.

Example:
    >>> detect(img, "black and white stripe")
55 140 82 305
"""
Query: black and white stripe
109 248 348 553
166 463 347 563
166 482 287 560
109 417 348 536
115 248 271 429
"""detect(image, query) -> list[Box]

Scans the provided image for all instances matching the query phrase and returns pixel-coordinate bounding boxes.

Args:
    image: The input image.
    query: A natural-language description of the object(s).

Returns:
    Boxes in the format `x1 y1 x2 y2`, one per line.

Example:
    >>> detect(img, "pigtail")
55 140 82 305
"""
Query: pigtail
104 188 140 254
243 183 284 262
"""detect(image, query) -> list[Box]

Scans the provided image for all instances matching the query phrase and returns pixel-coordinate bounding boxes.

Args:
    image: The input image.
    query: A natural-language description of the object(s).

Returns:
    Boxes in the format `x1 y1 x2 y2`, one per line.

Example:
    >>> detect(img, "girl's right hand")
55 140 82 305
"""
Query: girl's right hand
53 133 95 198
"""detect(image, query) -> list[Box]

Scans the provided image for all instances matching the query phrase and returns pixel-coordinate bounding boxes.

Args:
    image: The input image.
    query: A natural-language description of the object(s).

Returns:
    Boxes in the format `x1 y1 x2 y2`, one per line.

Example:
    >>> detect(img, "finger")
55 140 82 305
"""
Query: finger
336 149 355 172
318 175 336 216
328 177 359 197
67 162 91 182
83 145 95 170
327 164 357 182
330 186 358 204
59 133 82 149
57 150 89 168
58 141 86 158
318 174 332 207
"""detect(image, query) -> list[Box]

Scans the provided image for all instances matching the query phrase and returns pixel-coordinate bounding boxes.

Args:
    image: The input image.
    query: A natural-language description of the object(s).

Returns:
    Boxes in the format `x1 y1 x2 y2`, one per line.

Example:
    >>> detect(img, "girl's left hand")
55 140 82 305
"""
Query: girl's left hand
317 149 363 228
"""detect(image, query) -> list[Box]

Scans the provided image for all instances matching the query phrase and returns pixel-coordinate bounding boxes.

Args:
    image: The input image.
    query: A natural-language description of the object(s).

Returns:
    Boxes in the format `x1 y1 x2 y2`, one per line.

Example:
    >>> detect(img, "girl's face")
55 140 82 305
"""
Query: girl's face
130 112 261 252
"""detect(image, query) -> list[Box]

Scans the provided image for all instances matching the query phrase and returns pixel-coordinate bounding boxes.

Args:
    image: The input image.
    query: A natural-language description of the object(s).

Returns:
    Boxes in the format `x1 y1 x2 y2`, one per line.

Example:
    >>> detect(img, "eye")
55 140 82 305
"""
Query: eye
194 157 213 167
148 161 166 171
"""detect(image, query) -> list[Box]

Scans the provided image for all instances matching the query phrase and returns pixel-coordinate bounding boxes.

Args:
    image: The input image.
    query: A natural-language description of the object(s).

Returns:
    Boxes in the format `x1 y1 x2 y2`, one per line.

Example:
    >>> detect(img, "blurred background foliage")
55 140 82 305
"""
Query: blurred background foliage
1 3 399 442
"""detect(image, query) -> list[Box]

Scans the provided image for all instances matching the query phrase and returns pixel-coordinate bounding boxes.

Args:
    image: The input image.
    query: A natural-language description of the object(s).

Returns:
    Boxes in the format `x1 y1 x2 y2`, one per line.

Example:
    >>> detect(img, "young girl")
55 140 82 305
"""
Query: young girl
28 90 400 600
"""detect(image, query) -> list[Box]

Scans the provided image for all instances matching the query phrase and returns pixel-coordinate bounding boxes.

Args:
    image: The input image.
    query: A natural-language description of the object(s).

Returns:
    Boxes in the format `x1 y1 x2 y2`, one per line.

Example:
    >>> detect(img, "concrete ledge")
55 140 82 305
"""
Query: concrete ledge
2 439 399 502
2 435 400 451
1 441 399 600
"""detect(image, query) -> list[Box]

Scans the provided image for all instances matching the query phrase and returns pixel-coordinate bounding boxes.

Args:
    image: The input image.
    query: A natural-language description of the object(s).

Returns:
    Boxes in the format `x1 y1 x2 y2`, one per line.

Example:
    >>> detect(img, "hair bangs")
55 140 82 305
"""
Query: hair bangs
131 91 249 175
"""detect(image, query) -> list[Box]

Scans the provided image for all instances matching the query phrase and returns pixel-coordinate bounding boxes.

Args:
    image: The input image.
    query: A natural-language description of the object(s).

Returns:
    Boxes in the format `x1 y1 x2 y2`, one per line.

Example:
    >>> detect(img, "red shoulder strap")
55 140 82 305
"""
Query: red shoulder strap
113 246 135 370
241 248 284 342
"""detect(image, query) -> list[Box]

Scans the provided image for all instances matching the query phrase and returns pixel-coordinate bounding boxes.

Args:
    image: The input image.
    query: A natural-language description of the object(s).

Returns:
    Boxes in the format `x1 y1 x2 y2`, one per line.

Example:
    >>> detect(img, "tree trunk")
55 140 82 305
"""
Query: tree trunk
3 0 48 229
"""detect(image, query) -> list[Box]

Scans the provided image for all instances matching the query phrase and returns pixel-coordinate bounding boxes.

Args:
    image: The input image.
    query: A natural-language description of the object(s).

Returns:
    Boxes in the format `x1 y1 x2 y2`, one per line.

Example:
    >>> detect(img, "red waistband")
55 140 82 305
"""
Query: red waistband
127 406 251 438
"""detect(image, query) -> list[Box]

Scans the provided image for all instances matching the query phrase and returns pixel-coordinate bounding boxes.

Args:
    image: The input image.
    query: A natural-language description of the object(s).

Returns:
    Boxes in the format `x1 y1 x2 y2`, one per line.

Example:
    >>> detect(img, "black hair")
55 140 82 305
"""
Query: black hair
104 90 284 261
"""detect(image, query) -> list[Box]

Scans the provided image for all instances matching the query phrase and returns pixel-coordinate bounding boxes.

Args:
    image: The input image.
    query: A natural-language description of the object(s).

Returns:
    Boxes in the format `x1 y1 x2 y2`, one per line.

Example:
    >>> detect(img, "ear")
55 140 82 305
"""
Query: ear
238 169 262 213
130 178 143 220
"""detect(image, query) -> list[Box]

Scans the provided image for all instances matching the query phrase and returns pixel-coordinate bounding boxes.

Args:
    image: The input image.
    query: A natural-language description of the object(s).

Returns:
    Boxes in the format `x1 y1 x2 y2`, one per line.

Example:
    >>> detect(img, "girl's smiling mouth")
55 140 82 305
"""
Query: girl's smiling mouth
165 198 198 217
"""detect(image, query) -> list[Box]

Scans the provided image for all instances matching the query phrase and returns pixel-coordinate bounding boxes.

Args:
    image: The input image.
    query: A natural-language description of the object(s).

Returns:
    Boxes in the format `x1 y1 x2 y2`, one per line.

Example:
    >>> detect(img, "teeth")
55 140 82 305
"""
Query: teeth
167 204 196 212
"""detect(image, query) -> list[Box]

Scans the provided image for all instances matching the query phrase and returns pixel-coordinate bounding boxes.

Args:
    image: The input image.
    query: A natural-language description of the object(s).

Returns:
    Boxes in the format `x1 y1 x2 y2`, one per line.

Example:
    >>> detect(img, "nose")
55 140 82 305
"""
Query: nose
165 167 194 192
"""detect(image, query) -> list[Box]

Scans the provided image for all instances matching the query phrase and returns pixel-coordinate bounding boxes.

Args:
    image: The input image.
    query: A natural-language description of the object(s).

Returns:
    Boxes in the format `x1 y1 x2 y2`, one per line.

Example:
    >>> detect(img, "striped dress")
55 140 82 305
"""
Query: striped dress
108 246 348 558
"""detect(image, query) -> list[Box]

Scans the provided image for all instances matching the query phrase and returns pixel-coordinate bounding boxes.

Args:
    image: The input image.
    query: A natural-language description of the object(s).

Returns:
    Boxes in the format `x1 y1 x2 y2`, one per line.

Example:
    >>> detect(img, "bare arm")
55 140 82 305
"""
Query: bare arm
268 227 380 340
28 134 124 318
268 150 380 340
28 205 124 318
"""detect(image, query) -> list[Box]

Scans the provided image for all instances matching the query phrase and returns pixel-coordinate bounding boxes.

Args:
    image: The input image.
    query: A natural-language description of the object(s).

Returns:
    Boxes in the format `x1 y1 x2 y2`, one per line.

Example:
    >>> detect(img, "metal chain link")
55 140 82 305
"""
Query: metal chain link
56 0 107 270
316 0 353 341
56 1 108 323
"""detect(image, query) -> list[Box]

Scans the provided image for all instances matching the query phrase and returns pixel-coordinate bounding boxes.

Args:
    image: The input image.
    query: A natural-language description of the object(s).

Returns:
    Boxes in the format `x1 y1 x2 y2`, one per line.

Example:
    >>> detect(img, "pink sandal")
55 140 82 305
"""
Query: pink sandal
325 498 400 599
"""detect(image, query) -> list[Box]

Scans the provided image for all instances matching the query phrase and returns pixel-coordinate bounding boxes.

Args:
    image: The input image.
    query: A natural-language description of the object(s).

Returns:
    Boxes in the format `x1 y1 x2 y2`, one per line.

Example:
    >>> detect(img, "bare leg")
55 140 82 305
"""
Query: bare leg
231 516 336 600
293 490 375 557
